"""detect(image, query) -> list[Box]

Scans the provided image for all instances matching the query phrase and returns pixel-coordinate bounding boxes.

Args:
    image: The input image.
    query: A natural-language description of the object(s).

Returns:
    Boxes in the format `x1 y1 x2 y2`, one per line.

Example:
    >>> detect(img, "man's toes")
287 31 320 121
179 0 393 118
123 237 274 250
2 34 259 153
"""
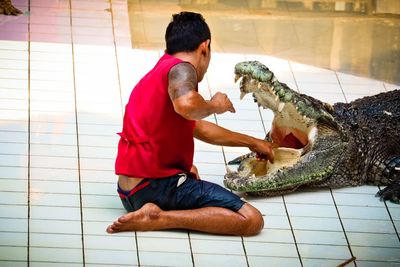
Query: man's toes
106 225 116 233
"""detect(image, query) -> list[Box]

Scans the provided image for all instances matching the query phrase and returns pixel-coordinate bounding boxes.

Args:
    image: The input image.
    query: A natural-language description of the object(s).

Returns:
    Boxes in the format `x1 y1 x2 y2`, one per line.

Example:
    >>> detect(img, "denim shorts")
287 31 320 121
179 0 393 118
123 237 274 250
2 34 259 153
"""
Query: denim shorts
117 173 245 212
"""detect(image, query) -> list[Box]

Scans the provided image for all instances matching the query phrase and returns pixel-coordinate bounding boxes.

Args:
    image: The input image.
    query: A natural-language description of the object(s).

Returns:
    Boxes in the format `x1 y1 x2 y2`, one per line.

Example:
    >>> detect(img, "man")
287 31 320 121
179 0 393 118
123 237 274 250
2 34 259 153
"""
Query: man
106 12 276 236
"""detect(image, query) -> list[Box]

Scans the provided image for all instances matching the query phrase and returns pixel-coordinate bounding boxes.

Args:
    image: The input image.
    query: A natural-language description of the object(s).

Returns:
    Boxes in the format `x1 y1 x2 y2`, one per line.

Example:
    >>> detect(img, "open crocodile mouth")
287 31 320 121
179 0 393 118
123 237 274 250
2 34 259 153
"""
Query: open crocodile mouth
231 75 318 178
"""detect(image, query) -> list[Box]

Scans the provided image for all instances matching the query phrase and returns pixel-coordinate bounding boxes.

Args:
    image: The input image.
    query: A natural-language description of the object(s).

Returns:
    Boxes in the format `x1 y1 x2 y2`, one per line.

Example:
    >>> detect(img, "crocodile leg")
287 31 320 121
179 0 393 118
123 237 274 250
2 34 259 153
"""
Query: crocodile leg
0 0 22 16
375 156 400 204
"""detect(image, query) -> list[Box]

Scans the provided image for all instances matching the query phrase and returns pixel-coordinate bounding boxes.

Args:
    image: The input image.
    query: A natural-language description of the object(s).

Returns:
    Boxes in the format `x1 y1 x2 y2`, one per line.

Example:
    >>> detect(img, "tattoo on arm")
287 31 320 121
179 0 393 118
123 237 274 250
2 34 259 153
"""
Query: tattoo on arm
168 63 197 100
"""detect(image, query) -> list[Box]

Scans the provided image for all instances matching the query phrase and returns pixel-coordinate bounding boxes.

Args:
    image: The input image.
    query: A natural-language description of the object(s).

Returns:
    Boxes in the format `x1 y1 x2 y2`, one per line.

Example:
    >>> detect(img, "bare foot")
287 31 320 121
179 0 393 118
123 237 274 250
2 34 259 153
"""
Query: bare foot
106 203 162 234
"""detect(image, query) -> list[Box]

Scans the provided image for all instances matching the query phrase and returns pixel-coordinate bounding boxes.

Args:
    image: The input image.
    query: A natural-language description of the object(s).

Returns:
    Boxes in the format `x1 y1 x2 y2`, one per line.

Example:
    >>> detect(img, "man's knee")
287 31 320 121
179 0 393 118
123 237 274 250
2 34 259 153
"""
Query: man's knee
238 203 264 236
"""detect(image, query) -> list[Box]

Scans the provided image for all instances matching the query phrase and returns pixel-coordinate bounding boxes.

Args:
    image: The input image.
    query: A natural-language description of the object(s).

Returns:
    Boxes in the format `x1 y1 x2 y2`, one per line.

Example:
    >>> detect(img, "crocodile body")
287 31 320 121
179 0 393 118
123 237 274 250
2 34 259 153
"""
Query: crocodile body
224 61 400 203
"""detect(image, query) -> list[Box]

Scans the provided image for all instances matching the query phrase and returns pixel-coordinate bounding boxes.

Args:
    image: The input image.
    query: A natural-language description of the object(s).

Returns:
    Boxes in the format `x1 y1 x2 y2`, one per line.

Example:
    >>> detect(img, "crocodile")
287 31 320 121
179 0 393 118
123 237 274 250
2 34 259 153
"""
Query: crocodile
0 0 22 16
224 61 400 203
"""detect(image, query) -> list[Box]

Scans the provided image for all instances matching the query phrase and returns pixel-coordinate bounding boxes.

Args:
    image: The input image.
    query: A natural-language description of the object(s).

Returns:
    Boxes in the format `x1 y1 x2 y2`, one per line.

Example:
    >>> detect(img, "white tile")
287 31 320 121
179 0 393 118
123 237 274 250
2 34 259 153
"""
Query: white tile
80 169 116 183
84 235 136 250
0 78 27 89
0 218 27 232
294 230 347 246
79 157 114 171
333 192 384 207
342 218 397 234
347 232 400 248
83 221 133 237
138 230 189 240
83 207 125 222
139 251 191 267
0 120 28 132
0 131 28 143
0 246 27 261
191 239 244 255
30 206 81 221
338 205 392 220
0 143 28 155
351 246 400 262
85 249 138 266
30 233 82 249
30 132 77 146
250 202 287 216
0 154 27 167
247 256 301 267
30 167 79 181
30 143 77 157
81 182 115 196
0 179 27 192
0 261 28 267
0 205 27 219
30 219 81 235
284 190 334 205
0 110 28 121
30 155 78 169
244 228 294 243
302 258 356 267
193 253 247 267
298 244 352 260
30 247 83 263
79 146 117 159
30 193 80 207
264 215 291 229
286 203 338 218
0 192 27 205
290 217 342 231
0 232 27 246
245 241 298 257
82 195 120 209
30 180 80 194
138 237 191 253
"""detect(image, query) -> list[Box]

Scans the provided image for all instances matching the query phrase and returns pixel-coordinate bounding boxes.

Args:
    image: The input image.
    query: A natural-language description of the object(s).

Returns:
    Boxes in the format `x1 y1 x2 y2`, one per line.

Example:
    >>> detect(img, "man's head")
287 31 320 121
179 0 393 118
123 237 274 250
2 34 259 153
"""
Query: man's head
165 12 211 55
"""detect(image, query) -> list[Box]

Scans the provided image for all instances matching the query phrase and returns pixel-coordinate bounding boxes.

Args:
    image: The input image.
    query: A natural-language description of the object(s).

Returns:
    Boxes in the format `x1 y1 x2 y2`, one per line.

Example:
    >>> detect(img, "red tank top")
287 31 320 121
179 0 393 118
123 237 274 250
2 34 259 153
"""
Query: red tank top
115 54 196 178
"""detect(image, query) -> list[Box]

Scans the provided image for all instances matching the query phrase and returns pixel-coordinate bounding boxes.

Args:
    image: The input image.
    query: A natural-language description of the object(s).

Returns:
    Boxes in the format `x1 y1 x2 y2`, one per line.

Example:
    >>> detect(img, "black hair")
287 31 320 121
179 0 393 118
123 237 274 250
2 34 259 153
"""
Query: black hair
165 12 211 55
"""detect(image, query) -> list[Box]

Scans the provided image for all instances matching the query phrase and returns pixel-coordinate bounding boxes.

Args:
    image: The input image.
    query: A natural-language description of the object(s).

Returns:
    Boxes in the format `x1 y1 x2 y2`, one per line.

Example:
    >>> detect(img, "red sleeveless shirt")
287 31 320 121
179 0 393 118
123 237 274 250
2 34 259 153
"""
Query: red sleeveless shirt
115 54 196 178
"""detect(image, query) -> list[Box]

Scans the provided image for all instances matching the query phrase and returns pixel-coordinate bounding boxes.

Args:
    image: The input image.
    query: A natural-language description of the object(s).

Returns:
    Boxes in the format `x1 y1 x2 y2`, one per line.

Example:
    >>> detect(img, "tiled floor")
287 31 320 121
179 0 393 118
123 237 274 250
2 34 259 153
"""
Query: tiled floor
0 0 399 266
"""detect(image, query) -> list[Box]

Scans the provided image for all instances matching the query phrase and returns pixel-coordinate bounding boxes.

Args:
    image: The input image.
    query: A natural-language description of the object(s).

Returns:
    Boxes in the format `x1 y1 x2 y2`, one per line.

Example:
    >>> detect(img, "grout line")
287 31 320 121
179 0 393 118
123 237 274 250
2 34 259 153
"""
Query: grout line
108 0 124 117
334 71 348 103
378 185 400 243
27 0 31 265
187 231 196 267
68 0 86 265
329 188 357 267
108 2 141 266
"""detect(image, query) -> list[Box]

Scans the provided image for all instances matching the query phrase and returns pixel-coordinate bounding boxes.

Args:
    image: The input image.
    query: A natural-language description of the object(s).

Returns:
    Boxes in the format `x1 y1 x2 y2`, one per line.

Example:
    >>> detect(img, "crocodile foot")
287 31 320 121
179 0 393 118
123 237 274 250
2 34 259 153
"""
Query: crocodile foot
376 184 400 204
0 0 22 16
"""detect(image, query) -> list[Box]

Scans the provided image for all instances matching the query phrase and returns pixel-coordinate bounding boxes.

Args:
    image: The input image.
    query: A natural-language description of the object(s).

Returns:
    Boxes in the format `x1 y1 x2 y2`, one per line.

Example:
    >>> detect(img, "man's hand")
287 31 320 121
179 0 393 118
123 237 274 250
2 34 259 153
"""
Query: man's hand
209 92 236 114
249 139 279 163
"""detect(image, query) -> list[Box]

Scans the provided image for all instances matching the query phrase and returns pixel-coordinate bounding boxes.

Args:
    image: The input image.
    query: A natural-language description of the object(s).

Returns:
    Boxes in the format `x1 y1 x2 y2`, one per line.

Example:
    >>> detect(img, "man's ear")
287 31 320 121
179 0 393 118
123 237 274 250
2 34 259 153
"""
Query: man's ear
200 39 211 55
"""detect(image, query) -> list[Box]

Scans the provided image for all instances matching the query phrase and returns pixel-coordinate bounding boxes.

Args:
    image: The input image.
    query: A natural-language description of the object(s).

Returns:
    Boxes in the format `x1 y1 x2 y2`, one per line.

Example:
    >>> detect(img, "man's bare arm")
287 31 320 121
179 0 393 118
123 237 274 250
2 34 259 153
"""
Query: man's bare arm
168 63 235 120
194 120 276 162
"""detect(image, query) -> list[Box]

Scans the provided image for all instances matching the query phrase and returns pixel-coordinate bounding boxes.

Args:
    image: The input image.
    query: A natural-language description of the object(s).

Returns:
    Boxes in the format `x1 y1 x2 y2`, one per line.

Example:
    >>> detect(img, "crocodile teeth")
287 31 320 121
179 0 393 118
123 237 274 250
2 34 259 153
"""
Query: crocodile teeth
257 82 262 89
278 102 285 112
234 74 241 83
226 166 234 174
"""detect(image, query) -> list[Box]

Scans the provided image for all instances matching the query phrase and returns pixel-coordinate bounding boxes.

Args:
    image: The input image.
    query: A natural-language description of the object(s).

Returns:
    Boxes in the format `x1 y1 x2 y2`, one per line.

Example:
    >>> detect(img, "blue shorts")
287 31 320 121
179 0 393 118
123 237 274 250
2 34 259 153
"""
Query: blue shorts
117 173 245 212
